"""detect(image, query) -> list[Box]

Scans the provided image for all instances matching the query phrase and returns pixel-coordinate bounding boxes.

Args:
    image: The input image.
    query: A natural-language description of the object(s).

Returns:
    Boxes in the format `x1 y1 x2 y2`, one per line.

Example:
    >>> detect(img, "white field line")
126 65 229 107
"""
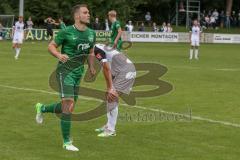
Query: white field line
170 66 240 72
1 84 240 128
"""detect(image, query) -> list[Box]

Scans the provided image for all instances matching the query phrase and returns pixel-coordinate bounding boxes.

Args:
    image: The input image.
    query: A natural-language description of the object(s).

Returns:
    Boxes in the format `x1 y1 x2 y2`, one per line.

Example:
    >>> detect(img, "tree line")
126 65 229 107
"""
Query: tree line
0 0 238 27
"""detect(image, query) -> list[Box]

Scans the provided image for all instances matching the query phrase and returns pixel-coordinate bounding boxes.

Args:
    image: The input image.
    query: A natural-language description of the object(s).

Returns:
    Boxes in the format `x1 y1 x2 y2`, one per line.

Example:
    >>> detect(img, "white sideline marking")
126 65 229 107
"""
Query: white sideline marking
215 68 240 71
1 84 240 128
170 66 240 72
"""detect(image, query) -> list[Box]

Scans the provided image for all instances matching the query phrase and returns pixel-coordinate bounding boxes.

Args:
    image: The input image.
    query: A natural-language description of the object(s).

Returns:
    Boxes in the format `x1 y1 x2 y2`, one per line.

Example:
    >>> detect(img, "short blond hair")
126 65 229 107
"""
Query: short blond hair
72 4 88 17
108 10 117 17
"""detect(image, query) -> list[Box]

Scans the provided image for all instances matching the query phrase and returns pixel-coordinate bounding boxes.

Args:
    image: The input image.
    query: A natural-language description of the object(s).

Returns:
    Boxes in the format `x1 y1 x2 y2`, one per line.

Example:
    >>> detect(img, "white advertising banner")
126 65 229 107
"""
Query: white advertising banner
129 32 179 42
213 34 240 44
2 28 240 44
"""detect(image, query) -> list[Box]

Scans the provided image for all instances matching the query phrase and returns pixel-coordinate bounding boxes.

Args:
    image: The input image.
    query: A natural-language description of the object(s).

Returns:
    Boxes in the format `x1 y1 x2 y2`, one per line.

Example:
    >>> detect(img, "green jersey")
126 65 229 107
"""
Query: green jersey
59 22 66 30
54 25 96 78
110 20 122 50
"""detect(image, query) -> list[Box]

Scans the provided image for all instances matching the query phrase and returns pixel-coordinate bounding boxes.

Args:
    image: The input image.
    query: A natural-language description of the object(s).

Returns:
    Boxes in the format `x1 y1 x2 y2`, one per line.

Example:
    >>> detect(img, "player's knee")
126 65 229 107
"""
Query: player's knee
107 99 119 112
61 99 74 113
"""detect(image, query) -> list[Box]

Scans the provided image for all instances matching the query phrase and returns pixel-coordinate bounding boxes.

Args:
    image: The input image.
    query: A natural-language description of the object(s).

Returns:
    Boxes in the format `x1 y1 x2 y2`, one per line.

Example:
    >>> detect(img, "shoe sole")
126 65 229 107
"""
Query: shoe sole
98 133 116 137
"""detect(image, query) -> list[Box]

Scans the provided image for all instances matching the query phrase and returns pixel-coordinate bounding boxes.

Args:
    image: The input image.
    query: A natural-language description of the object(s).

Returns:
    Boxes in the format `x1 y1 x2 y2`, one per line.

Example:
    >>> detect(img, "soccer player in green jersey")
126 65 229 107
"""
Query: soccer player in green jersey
55 17 67 30
35 4 96 151
108 10 123 50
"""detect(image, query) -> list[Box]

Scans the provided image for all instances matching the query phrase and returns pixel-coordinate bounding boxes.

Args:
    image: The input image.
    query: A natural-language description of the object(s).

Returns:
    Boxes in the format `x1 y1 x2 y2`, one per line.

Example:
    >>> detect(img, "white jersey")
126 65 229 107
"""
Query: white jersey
13 21 25 34
12 21 25 44
126 24 134 32
94 43 135 76
191 26 201 40
94 44 121 65
94 43 136 94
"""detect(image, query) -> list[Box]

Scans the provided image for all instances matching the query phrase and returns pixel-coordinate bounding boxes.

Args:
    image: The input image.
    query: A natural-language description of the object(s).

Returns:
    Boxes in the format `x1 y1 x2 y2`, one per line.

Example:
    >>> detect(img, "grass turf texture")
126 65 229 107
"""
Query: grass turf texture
0 41 240 160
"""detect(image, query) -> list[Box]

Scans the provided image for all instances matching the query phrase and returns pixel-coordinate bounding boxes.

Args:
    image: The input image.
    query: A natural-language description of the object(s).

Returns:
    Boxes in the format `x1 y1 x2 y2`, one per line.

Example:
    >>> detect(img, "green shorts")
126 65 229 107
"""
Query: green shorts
110 40 123 51
56 72 82 101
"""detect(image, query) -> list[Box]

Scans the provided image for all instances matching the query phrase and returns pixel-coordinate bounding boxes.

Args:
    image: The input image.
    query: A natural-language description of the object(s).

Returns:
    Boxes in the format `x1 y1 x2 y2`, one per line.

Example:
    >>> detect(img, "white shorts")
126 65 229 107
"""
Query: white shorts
191 38 200 46
12 33 24 44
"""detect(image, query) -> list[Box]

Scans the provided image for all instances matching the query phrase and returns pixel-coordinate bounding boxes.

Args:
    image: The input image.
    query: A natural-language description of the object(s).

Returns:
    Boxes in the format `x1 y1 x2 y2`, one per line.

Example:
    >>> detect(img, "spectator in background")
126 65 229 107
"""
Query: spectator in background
138 22 145 31
225 12 231 29
44 16 56 40
0 22 3 40
208 10 212 17
125 20 134 32
212 9 219 25
201 10 206 19
219 10 225 28
145 12 151 26
92 17 101 30
204 15 210 29
232 11 237 27
26 16 34 30
160 22 167 32
179 1 185 12
238 10 240 27
54 17 66 29
166 23 173 32
210 15 216 29
104 19 110 31
152 22 158 32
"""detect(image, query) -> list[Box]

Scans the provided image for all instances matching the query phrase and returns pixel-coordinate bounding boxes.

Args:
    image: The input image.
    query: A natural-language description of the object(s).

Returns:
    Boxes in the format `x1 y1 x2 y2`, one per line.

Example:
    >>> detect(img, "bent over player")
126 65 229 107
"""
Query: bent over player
94 43 136 137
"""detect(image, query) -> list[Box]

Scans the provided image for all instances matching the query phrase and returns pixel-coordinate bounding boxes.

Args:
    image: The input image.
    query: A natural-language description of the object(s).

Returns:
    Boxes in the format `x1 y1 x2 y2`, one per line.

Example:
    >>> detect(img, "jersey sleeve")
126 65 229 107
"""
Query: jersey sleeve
115 21 121 30
90 30 96 49
94 46 107 63
54 29 65 46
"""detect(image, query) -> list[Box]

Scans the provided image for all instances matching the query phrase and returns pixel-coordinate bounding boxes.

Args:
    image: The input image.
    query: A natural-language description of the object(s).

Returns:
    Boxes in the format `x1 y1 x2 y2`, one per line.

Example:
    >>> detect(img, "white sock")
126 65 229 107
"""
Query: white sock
189 49 193 59
15 48 21 58
195 49 199 59
106 101 119 132
15 48 18 54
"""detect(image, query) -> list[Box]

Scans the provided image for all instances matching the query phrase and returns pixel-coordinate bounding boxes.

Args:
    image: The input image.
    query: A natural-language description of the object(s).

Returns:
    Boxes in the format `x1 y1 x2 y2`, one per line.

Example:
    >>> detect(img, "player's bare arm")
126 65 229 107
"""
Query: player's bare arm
44 18 49 23
88 48 96 75
102 62 118 102
48 41 69 63
113 28 122 48
51 19 56 24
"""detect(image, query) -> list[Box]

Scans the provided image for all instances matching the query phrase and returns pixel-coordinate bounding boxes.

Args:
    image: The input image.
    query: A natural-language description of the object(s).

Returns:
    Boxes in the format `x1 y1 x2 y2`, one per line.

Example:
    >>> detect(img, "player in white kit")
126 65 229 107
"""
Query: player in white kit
93 43 136 137
12 16 25 60
189 20 201 60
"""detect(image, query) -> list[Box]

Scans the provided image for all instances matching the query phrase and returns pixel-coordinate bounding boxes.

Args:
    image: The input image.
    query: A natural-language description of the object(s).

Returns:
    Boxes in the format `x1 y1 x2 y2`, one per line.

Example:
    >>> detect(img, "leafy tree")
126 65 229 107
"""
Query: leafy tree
0 0 238 27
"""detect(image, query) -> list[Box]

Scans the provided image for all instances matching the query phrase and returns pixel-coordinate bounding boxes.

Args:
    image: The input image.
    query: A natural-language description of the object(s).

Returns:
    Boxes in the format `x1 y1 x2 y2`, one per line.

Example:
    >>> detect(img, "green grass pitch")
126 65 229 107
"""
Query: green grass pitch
0 40 240 160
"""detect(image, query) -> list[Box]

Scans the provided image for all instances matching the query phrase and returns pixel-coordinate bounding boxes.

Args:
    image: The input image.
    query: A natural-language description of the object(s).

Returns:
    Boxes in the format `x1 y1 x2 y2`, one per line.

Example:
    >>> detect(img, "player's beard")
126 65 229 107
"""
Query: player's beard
79 20 89 25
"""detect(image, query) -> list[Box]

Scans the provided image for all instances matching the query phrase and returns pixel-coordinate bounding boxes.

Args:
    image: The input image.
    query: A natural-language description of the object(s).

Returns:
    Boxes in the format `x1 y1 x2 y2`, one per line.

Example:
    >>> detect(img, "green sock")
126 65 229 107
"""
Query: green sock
41 103 62 113
61 113 72 143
